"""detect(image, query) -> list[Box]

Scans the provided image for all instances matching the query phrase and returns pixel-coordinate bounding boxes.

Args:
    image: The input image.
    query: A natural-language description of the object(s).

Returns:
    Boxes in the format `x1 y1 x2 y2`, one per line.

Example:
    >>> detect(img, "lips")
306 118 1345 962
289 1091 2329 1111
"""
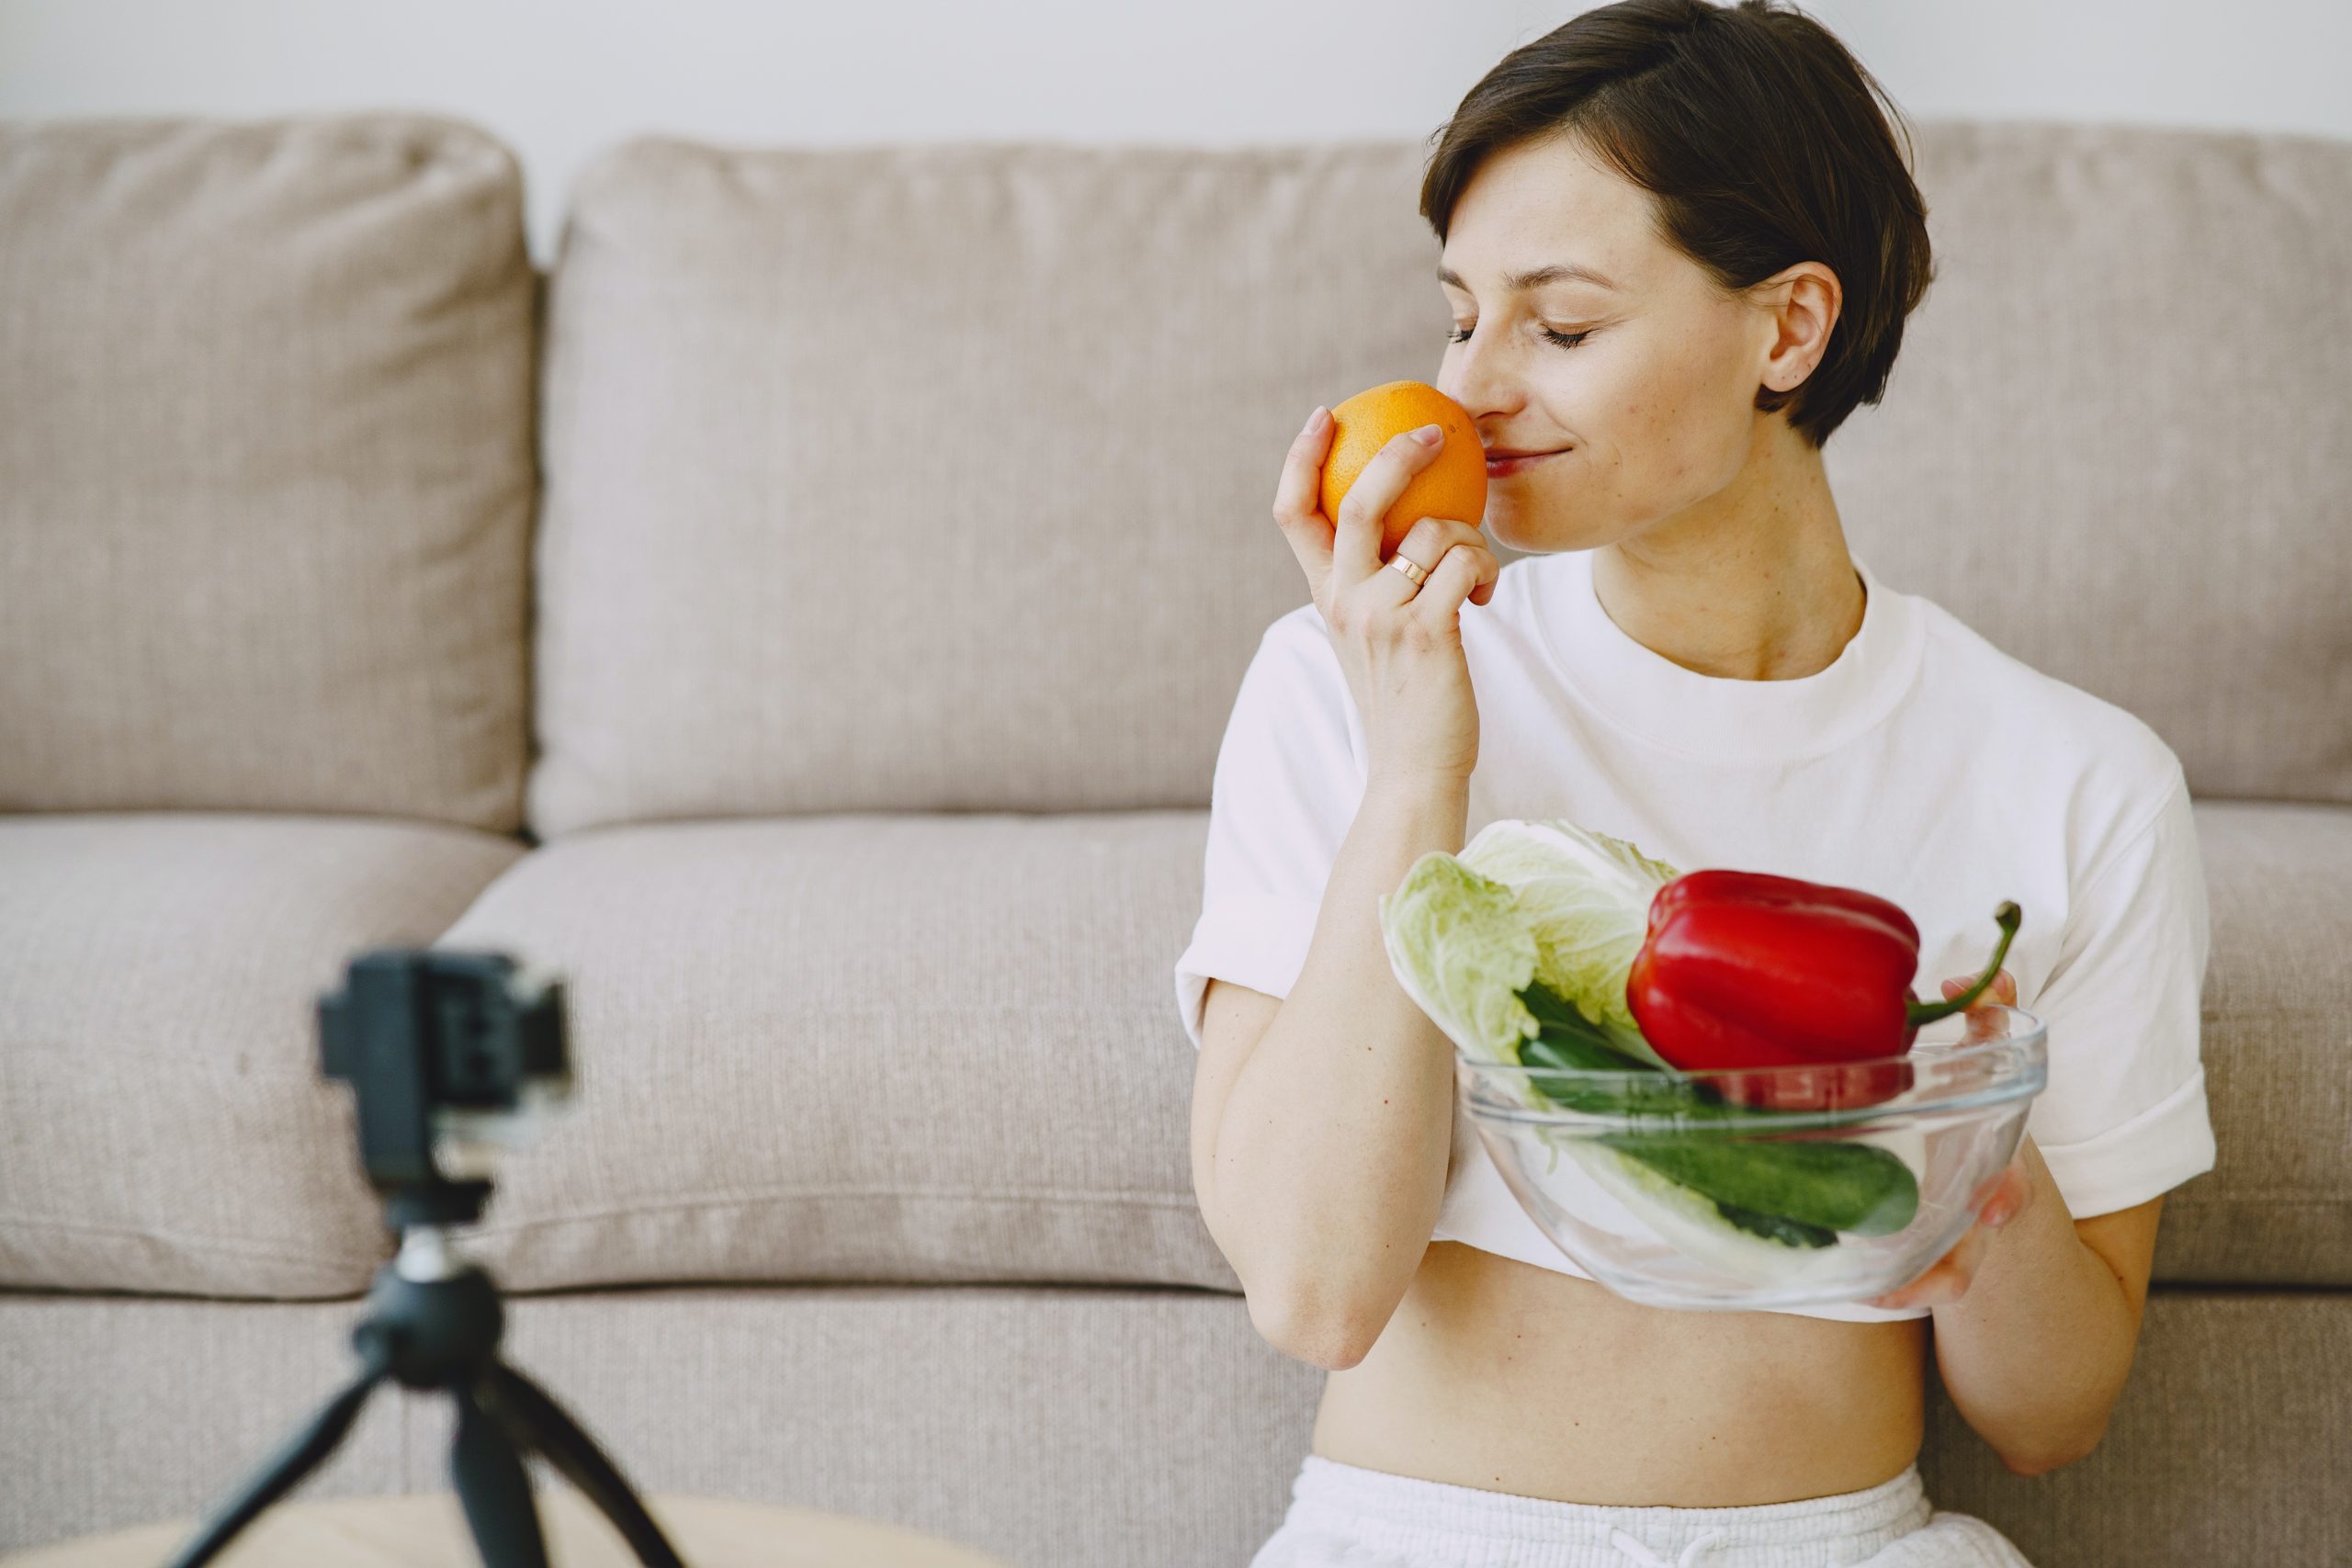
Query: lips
1485 446 1569 476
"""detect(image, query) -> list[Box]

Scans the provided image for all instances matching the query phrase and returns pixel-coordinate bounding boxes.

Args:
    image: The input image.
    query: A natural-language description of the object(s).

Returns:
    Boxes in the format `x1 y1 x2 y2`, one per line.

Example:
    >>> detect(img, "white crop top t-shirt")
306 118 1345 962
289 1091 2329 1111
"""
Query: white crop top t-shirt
1172 547 2217 1325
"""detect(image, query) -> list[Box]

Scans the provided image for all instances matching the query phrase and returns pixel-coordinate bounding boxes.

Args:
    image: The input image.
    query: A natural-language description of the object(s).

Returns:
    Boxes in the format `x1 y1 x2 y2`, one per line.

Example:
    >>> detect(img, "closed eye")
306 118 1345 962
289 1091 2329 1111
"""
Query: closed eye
1445 324 1596 349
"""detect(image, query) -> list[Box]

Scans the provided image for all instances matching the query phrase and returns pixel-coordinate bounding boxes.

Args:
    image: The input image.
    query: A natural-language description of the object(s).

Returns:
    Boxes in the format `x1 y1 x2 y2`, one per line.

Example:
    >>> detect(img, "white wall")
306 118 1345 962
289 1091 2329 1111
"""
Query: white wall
3 0 2345 264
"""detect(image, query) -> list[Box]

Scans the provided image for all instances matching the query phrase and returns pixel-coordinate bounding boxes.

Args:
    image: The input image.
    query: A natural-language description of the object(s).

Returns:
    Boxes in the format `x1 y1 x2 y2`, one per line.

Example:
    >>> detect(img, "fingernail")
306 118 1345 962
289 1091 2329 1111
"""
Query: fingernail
1305 407 1329 433
1409 423 1441 446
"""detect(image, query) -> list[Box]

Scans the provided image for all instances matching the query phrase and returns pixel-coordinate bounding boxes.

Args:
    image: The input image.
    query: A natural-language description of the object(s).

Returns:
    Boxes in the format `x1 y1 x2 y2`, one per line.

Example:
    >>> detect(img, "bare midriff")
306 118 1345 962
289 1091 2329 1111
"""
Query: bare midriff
1308 1240 1930 1506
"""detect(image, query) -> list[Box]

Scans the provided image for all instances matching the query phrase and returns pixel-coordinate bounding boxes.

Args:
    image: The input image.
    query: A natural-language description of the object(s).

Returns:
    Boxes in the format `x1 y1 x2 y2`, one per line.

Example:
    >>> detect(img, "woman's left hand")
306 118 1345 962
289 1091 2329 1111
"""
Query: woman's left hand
1861 969 2032 1312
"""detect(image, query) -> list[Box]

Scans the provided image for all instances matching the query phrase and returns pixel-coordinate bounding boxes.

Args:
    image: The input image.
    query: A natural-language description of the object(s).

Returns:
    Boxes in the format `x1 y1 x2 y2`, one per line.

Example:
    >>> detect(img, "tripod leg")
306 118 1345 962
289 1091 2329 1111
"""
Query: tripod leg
453 1381 551 1568
164 1361 386 1568
481 1361 687 1568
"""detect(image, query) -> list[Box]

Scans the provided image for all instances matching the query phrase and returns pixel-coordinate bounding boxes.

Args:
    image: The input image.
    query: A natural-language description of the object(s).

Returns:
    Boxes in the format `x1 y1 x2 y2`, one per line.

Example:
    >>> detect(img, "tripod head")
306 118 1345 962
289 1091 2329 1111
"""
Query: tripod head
318 948 573 1232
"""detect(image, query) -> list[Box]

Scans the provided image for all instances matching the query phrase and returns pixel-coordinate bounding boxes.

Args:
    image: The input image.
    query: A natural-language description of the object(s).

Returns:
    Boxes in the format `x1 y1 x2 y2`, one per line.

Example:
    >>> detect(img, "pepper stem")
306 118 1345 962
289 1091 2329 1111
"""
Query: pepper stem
1905 901 2022 1027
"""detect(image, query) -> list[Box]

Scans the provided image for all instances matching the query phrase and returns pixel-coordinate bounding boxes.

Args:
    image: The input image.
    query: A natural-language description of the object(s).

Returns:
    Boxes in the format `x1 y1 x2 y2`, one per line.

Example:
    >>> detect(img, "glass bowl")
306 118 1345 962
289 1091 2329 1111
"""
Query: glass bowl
1456 1006 2047 1312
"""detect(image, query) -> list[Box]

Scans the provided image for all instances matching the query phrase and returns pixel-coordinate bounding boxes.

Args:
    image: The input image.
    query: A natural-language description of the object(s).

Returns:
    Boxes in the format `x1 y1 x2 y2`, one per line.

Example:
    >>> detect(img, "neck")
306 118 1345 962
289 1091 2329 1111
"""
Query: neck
1589 419 1864 682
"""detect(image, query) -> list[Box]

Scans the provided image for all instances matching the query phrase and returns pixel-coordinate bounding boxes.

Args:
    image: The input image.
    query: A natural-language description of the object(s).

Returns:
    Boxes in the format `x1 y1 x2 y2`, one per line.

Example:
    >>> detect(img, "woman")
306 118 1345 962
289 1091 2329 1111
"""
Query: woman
1171 3 2219 1565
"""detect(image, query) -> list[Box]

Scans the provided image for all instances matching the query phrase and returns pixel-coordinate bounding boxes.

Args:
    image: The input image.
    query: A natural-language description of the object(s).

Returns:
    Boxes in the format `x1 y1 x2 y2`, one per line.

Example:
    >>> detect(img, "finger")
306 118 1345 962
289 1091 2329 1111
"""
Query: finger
1271 407 1338 595
1333 426 1443 588
1941 968 2018 1007
1408 540 1493 631
1919 1237 1979 1302
1943 969 2017 1044
1385 518 1493 601
1987 1164 2032 1225
1870 1259 1953 1312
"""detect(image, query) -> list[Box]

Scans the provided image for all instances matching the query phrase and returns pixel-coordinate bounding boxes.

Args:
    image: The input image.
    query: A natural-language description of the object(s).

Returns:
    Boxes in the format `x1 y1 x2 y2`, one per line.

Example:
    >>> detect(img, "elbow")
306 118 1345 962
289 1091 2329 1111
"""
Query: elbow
1248 1280 1383 1372
1999 1421 2109 1479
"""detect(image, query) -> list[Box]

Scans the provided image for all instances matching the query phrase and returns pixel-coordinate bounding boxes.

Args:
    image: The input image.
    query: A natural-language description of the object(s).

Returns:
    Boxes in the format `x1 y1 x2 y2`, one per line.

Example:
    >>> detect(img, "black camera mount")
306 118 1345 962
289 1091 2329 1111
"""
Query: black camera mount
163 949 687 1568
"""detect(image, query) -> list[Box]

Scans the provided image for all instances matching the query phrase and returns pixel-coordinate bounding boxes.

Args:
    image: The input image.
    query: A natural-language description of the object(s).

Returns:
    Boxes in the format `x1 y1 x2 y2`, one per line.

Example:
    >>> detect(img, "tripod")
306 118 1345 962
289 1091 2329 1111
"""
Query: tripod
163 948 691 1568
164 1183 687 1568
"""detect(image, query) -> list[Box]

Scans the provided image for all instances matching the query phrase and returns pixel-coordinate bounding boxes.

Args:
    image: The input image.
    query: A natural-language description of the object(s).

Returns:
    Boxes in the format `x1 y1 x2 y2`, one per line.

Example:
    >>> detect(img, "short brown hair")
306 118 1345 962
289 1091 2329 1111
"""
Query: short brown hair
1420 0 1934 450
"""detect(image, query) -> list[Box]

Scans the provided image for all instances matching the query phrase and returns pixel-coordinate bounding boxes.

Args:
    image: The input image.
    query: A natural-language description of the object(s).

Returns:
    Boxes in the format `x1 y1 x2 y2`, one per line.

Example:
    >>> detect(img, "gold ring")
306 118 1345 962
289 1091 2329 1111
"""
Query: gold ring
1387 554 1429 587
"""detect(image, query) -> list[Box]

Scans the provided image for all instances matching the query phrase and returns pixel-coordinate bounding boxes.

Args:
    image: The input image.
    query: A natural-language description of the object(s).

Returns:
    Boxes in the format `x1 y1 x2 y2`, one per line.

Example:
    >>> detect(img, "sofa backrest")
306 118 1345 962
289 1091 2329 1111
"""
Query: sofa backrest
526 122 2350 836
526 140 1454 836
0 115 537 833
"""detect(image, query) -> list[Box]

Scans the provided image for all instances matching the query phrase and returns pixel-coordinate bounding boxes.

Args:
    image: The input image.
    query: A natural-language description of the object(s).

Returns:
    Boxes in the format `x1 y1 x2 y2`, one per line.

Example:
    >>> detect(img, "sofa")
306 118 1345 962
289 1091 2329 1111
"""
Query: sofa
1 110 2346 1567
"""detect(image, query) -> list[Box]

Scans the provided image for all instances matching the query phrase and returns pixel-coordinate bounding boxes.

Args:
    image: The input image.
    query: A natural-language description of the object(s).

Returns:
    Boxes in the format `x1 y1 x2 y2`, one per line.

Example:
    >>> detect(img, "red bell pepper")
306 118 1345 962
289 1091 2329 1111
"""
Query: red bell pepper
1624 870 2020 1112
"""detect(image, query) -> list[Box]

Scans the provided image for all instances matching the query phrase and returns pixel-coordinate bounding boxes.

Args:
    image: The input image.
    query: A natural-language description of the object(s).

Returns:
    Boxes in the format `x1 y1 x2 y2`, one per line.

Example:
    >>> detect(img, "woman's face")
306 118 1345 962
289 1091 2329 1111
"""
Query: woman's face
1435 133 1831 553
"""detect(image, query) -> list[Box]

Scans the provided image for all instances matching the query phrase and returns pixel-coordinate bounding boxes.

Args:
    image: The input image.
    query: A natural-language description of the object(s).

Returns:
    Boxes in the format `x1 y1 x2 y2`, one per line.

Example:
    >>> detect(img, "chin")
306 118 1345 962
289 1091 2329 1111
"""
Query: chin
1484 494 1583 555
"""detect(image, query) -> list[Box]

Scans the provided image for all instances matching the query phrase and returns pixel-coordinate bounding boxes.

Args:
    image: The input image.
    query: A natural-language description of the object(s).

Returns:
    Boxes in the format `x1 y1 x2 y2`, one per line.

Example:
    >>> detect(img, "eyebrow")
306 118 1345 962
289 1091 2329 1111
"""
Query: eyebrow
1436 262 1621 293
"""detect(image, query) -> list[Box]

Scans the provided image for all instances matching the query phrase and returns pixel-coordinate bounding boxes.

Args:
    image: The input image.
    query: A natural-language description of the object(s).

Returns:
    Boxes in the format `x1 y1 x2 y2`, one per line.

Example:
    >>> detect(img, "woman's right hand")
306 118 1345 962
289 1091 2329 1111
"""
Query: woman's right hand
1270 406 1500 789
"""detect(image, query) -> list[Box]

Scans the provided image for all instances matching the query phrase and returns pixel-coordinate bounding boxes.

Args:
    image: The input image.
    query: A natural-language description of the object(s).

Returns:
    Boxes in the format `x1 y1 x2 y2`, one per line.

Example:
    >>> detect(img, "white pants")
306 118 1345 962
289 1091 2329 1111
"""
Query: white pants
1249 1454 2037 1568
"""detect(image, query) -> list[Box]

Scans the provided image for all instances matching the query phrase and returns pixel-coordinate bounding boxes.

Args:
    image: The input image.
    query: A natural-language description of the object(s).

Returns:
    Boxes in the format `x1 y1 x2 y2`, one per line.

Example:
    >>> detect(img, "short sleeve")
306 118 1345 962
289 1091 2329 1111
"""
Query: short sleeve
2024 767 2218 1218
1171 613 1364 1051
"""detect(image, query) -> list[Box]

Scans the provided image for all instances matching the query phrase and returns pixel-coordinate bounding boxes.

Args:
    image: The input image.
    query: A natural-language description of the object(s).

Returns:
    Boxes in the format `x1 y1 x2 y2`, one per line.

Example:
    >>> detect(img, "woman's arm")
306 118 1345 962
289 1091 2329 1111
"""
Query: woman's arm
1191 773 1467 1371
1920 1132 2162 1477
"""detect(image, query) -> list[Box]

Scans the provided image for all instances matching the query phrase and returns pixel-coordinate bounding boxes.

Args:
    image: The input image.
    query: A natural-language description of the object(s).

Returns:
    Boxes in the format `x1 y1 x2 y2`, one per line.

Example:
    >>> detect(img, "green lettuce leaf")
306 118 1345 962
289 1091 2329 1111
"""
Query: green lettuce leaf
1459 819 1680 1065
1376 851 1541 1065
1378 817 1683 1073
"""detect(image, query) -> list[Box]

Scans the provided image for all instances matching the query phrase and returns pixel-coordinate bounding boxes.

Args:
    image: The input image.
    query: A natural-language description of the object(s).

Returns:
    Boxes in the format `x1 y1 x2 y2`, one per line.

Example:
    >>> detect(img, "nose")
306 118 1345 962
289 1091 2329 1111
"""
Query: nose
1438 325 1519 428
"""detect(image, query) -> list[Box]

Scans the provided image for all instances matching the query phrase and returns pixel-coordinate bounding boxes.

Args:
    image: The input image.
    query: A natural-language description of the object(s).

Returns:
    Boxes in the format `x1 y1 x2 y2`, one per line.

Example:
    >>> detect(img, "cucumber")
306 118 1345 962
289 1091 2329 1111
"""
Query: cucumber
1511 979 1919 1239
1711 1200 1838 1250
1552 1136 1844 1282
1595 1133 1919 1237
1515 985 1741 1121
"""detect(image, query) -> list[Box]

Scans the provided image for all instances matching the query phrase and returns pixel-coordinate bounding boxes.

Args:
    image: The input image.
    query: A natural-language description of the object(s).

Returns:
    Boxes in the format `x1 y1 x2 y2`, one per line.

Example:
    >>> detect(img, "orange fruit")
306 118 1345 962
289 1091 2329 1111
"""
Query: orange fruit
1317 380 1487 560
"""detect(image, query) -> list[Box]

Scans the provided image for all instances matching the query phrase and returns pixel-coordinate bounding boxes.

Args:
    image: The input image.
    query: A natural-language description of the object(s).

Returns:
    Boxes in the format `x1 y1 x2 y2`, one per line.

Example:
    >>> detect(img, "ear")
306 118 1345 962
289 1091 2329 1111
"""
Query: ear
1755 262 1842 393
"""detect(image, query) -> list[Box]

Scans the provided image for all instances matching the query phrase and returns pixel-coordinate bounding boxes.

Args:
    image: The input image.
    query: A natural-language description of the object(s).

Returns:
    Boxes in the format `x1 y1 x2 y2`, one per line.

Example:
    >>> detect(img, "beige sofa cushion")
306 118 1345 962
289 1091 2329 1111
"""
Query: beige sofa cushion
526 141 1453 838
6 1285 2346 1568
405 802 2338 1293
529 125 2350 844
435 813 1232 1292
0 116 536 832
2164 799 2352 1281
0 814 526 1295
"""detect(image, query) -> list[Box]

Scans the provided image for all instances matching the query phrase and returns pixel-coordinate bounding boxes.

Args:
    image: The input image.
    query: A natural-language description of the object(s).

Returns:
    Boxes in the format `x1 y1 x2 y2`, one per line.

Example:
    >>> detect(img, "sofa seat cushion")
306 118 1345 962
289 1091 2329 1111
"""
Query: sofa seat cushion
435 813 1228 1292
4 1285 2346 1567
0 115 537 831
441 800 2337 1293
2160 798 2352 1283
0 814 526 1296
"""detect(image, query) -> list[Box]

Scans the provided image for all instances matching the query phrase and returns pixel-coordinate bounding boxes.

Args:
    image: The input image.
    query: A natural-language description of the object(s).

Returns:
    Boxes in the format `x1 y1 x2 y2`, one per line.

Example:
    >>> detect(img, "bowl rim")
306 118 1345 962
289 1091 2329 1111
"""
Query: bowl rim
1456 1004 2047 1133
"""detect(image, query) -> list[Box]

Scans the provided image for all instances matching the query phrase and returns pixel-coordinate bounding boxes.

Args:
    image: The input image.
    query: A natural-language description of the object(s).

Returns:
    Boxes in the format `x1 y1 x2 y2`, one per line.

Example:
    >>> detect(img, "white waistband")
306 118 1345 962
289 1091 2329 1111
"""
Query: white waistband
1281 1453 1935 1567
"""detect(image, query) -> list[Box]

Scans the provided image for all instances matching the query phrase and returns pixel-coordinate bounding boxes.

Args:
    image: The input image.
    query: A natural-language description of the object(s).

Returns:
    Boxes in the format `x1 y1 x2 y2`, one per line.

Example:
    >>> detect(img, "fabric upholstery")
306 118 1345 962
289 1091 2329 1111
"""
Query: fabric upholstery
2 1284 2344 1568
526 123 2350 841
0 814 526 1294
2166 799 2352 1280
429 813 1232 1292
525 139 1459 837
0 115 537 832
401 803 2349 1292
